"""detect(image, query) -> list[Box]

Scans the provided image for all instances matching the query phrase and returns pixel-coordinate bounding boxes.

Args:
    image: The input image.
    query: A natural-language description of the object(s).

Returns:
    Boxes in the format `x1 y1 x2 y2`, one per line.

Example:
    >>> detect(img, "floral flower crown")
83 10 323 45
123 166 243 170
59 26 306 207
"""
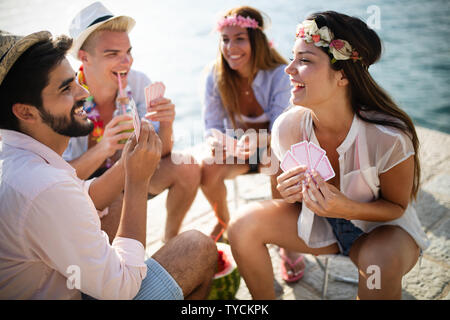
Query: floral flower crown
296 19 362 64
216 15 262 32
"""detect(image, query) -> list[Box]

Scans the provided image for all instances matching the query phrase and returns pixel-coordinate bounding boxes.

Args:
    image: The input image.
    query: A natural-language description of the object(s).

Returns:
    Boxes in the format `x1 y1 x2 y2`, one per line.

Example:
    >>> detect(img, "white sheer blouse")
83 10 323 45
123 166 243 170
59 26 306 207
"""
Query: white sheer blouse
271 106 429 250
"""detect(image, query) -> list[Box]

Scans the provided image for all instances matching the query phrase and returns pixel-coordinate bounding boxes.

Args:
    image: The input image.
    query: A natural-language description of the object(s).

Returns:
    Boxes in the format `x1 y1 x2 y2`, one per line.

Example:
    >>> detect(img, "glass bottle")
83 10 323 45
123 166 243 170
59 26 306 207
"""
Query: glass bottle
113 95 135 144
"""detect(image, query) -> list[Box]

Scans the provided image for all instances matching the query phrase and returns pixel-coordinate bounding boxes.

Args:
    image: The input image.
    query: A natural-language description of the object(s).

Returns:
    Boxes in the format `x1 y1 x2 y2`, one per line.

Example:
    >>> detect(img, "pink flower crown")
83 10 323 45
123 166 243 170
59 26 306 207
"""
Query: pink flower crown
216 15 262 32
296 19 363 64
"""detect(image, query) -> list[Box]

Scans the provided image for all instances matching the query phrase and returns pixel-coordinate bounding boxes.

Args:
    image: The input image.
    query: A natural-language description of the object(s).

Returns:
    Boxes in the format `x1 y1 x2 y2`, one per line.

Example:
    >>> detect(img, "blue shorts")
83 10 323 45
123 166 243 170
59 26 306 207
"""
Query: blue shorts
326 218 365 256
82 258 183 300
134 258 184 300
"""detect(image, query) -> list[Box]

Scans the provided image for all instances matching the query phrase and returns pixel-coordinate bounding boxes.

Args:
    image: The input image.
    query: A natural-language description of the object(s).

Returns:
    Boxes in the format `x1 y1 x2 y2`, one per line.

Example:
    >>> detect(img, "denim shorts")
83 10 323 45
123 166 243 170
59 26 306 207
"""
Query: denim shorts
248 147 265 173
82 258 183 300
326 218 365 256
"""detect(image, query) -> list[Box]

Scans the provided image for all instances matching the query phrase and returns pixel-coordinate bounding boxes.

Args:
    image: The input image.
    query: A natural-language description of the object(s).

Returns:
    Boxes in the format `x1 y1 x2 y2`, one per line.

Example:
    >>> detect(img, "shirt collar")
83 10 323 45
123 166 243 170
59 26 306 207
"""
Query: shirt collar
0 129 77 175
336 113 360 154
252 69 265 89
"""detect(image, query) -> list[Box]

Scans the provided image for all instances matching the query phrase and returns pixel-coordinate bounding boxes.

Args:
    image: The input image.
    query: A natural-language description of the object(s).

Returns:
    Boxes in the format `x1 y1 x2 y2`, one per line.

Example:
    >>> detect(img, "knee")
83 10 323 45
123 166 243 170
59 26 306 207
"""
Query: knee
200 161 223 187
174 159 201 190
228 207 261 249
357 243 403 283
179 230 217 271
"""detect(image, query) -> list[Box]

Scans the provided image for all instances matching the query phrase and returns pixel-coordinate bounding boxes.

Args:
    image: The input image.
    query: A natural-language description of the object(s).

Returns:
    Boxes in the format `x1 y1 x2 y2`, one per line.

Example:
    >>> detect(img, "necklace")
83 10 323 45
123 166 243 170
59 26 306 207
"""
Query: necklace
77 66 104 143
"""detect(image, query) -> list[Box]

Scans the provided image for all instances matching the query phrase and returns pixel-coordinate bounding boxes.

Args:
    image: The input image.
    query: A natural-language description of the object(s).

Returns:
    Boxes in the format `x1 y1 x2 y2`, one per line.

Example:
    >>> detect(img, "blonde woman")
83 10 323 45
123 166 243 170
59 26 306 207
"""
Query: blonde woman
200 6 305 282
228 11 429 299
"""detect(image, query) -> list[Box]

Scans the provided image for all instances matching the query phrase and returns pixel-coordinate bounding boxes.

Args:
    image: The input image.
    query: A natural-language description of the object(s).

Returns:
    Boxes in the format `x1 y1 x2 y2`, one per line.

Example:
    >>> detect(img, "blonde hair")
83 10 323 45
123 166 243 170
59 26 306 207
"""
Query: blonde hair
80 17 131 54
215 6 287 128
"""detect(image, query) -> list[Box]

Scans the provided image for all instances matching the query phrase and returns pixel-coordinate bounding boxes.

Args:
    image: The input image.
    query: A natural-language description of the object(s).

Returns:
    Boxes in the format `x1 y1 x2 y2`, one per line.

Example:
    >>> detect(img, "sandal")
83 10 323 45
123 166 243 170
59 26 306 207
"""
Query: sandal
280 250 305 283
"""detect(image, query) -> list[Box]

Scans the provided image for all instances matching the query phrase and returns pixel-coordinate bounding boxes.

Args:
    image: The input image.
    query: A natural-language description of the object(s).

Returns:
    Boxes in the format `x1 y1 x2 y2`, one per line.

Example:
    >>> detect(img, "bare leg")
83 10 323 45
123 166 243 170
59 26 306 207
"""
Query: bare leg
348 225 420 299
228 200 339 299
148 153 201 242
269 174 306 280
152 230 217 299
200 157 249 238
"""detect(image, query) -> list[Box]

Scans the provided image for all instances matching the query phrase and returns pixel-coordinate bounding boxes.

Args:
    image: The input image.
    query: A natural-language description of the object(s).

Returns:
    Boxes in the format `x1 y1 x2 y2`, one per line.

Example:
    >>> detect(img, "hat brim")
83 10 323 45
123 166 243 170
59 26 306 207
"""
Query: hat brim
0 30 52 86
70 15 136 59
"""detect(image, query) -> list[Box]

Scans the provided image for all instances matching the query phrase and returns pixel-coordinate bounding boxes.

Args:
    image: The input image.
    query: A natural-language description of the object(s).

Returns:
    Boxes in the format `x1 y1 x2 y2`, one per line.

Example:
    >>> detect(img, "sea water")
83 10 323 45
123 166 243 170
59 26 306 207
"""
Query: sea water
1 0 449 150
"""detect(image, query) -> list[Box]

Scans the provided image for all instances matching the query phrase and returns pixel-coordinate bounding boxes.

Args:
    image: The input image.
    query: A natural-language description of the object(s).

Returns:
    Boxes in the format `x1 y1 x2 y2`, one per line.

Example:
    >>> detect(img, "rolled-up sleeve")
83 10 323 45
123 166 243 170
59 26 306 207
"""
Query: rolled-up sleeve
23 180 147 300
202 68 227 138
267 65 292 132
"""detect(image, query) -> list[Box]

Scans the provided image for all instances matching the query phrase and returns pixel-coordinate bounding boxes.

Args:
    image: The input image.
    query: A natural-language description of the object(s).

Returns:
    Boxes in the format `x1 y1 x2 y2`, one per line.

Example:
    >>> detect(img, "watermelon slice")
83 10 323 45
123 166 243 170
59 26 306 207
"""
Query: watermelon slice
207 243 241 300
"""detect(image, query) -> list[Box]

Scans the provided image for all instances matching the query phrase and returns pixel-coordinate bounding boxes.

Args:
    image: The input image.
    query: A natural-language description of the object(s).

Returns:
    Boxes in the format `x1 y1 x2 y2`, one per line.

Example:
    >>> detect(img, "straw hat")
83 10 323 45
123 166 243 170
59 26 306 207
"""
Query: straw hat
0 30 52 86
69 1 135 59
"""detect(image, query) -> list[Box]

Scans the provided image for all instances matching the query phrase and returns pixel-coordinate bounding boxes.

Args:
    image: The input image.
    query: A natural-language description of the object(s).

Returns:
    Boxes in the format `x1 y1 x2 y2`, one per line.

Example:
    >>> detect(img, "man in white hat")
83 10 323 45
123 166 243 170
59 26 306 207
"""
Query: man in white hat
0 30 216 299
64 1 201 243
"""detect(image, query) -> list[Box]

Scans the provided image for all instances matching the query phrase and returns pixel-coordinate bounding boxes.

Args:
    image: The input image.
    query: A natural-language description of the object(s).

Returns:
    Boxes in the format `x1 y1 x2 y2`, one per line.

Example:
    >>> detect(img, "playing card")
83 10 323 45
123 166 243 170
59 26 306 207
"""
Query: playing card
315 155 335 181
291 141 311 169
280 150 301 172
130 99 141 142
210 128 238 156
308 142 326 169
144 82 166 106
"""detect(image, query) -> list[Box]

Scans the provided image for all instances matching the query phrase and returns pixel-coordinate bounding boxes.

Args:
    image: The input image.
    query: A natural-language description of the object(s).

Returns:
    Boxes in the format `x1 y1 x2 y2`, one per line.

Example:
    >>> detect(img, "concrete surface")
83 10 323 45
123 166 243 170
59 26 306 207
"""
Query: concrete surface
144 126 450 300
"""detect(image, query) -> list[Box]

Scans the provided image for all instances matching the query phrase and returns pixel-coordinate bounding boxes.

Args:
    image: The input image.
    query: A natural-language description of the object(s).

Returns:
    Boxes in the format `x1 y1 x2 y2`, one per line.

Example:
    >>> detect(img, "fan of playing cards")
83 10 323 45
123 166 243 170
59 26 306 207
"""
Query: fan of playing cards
145 81 166 107
280 141 335 181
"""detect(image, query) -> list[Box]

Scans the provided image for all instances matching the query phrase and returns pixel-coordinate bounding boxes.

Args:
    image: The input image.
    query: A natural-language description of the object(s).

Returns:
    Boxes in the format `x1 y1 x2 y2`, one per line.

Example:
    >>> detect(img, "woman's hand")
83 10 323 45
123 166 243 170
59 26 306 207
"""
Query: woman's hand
235 132 259 160
206 136 229 162
302 170 351 218
276 165 309 203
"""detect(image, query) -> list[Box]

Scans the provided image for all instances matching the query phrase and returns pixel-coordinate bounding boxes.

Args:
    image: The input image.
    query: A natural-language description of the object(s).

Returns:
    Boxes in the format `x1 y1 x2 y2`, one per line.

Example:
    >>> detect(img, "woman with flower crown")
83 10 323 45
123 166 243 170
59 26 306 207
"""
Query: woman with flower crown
200 6 306 283
227 11 429 299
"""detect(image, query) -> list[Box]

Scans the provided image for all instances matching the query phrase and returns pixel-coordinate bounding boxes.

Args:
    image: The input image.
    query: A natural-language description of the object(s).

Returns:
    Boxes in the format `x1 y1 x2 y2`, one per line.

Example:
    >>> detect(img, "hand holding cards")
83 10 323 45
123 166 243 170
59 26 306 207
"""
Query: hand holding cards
210 128 238 157
280 141 335 181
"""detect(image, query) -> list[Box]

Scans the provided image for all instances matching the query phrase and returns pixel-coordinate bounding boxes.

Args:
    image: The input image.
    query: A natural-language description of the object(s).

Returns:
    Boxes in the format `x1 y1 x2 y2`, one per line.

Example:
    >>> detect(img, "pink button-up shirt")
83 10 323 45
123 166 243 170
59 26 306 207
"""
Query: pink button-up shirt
0 130 147 299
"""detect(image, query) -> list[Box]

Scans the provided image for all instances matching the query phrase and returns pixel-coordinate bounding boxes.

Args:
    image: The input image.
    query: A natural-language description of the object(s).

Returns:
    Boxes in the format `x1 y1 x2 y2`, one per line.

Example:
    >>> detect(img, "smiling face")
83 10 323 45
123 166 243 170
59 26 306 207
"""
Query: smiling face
39 58 93 137
81 30 133 91
285 38 346 109
220 26 252 77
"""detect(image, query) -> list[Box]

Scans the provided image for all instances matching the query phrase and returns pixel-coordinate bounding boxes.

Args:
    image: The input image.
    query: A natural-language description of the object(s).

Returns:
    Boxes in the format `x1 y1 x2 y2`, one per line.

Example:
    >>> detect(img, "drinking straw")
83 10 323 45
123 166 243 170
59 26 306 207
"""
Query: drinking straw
117 73 126 113
117 73 124 97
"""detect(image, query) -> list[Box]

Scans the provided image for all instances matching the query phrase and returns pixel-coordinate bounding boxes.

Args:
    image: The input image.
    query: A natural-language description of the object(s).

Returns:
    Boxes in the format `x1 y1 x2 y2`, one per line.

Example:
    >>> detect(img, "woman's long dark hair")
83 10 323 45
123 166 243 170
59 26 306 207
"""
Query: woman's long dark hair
308 11 420 199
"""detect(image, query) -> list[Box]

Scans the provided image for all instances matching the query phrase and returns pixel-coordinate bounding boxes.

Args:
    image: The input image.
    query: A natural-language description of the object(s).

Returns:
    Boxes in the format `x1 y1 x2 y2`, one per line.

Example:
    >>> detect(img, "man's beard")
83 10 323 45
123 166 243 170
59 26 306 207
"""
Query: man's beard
39 100 94 137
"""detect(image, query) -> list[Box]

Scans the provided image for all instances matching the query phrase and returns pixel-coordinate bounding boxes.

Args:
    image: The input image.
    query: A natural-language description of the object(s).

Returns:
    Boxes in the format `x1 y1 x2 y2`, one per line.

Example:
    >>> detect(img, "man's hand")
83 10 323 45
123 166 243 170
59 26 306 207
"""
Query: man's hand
99 114 134 158
145 97 175 125
122 120 162 183
276 165 308 203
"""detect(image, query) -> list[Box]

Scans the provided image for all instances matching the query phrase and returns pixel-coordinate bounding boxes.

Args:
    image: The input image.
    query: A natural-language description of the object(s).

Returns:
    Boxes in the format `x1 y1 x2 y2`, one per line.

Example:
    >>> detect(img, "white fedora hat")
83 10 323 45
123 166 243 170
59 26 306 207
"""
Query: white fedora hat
69 1 135 59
